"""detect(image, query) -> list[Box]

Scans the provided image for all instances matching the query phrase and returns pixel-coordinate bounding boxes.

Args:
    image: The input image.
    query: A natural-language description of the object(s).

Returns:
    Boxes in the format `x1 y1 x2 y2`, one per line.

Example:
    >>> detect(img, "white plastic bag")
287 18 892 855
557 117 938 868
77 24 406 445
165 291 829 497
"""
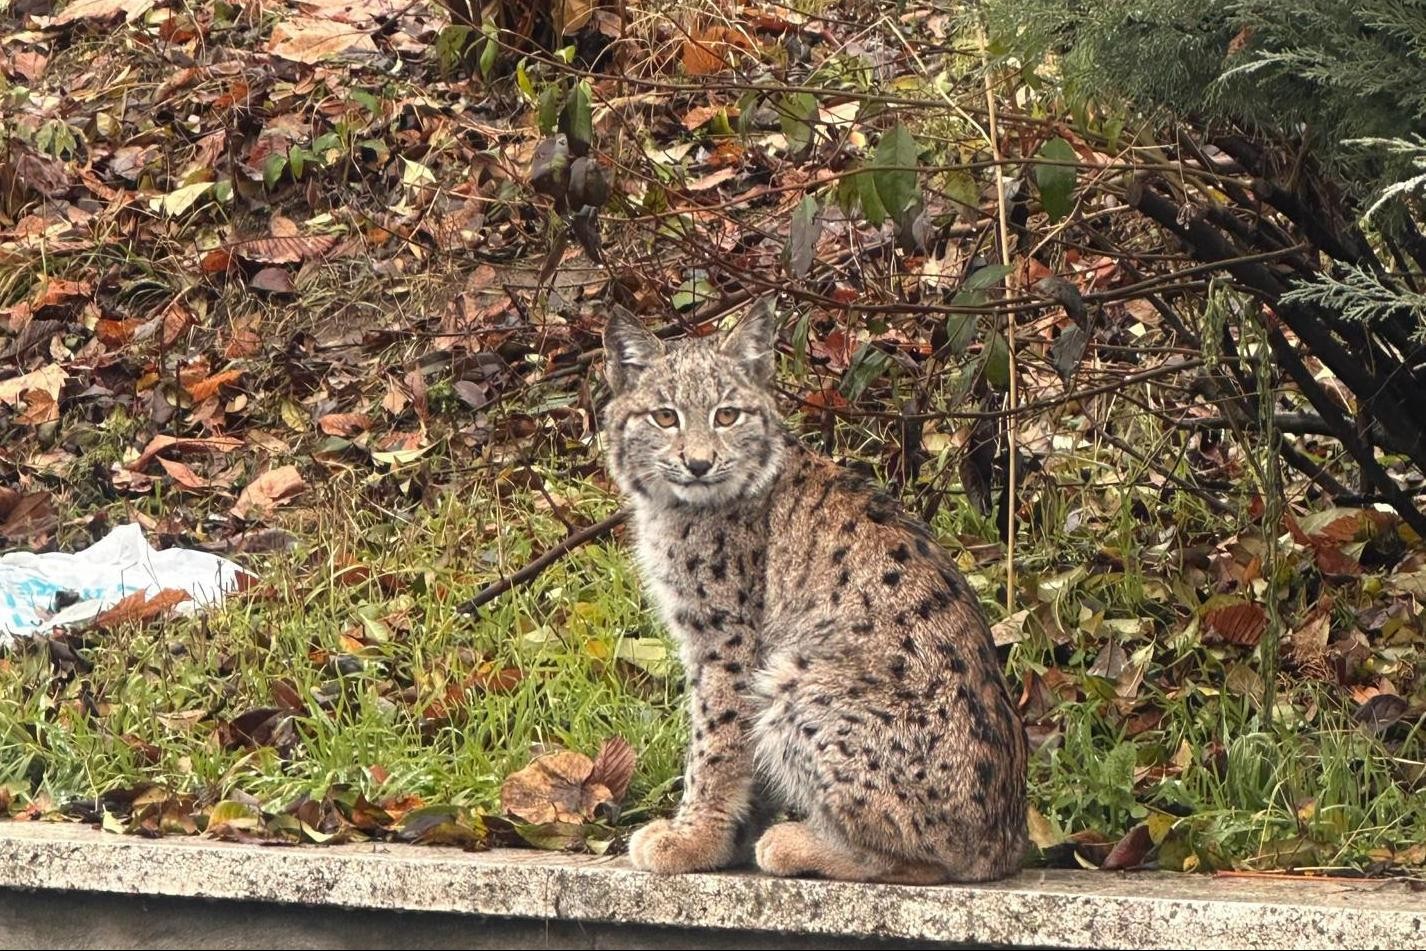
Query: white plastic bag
0 523 246 644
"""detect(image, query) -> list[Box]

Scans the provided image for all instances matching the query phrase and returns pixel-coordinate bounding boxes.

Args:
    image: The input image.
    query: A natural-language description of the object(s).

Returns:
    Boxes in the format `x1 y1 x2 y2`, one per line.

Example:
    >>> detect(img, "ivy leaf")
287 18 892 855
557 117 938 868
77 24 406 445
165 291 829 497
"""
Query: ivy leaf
784 195 821 278
943 313 979 355
871 123 920 219
1035 136 1078 222
560 81 593 157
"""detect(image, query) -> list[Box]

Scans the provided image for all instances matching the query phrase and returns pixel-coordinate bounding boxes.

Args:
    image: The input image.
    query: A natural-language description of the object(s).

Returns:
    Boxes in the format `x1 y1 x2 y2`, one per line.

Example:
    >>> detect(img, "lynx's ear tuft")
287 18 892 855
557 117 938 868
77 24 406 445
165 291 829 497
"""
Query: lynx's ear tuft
720 298 778 386
603 306 665 393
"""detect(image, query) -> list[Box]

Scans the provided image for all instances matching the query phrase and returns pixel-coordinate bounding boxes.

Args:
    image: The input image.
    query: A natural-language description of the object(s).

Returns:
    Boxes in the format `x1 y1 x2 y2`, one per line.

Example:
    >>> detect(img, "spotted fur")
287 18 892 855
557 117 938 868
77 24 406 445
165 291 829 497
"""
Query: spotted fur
602 302 1027 884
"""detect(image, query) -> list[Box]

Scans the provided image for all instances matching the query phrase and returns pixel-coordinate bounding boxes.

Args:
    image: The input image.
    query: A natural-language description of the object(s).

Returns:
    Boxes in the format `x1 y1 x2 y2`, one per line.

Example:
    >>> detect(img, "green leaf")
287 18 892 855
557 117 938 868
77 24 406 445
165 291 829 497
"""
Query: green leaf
207 800 262 831
671 276 716 311
983 332 1012 389
778 92 817 154
941 169 980 223
479 27 498 79
871 122 920 218
537 84 563 136
615 637 672 678
288 146 305 180
841 343 891 401
791 309 811 376
435 25 473 74
1035 136 1078 222
516 62 535 101
560 80 593 157
350 88 381 115
783 195 821 278
964 263 1010 292
857 169 887 227
943 313 979 355
262 153 287 190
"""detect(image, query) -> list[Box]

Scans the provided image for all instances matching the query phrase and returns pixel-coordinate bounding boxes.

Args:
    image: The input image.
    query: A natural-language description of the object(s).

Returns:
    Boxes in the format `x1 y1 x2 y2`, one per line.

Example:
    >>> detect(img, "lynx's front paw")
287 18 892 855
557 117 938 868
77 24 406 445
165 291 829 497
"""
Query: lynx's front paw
628 819 734 874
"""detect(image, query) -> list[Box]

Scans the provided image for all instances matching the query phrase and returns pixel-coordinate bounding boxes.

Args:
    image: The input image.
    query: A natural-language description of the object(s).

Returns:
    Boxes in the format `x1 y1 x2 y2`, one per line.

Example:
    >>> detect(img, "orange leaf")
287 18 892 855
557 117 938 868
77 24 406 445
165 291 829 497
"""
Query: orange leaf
157 457 209 489
231 465 306 520
185 369 243 403
682 32 730 75
130 433 243 471
92 588 191 629
200 249 234 275
161 302 195 346
318 412 371 437
96 318 141 346
1205 602 1268 647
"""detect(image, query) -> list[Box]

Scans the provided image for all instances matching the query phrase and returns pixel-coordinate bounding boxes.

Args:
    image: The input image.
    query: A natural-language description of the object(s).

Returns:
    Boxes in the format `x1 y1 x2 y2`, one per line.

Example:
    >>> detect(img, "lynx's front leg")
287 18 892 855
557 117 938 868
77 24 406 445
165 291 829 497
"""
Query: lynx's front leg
629 610 760 874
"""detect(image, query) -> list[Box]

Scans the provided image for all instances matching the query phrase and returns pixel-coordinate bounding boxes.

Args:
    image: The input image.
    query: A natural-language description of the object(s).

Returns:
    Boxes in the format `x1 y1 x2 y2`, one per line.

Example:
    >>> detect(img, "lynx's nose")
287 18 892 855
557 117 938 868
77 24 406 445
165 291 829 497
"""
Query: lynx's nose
684 456 714 477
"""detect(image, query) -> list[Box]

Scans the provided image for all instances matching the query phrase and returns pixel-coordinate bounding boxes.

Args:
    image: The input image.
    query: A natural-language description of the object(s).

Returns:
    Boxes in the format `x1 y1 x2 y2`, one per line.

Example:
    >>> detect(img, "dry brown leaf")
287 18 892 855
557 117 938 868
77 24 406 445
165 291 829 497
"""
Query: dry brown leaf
130 434 243 472
1205 602 1268 647
499 750 613 825
157 457 209 489
268 16 378 64
234 234 338 264
54 0 154 25
0 491 56 541
232 465 307 520
318 412 371 437
92 588 191 629
161 302 195 346
587 736 636 804
16 389 58 425
251 267 296 294
185 369 243 403
0 363 66 407
1101 822 1152 871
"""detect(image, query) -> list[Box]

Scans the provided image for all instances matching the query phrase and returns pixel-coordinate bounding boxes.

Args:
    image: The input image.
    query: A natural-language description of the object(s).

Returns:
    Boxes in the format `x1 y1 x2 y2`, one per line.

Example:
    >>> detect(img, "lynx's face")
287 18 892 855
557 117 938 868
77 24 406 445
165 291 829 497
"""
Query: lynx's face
602 303 786 509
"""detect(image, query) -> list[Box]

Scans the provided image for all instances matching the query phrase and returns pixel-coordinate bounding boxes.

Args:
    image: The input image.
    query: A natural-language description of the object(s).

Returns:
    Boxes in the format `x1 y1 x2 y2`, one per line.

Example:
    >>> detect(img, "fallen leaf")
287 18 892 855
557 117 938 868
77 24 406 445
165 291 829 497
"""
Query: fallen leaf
234 234 338 264
0 364 66 407
92 589 192 629
251 267 296 294
587 736 636 804
232 465 307 520
1205 602 1268 647
184 369 243 403
269 16 379 63
54 0 155 24
157 457 209 489
0 491 56 542
130 434 243 472
318 412 371 437
499 749 612 825
1101 823 1153 871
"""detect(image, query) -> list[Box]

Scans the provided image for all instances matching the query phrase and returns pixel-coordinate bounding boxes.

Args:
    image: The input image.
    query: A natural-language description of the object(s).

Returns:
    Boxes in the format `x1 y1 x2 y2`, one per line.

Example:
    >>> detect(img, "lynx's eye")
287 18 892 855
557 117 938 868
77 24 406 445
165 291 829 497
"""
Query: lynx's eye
713 407 741 427
651 407 679 428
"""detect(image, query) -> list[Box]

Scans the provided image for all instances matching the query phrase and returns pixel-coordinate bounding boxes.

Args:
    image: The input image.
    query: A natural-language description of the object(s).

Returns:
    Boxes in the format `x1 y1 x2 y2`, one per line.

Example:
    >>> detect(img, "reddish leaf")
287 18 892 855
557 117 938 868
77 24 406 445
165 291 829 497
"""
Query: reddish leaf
1205 602 1268 647
130 434 243 472
587 736 636 804
184 369 243 403
234 234 337 264
1101 823 1153 871
92 588 192 629
156 457 209 489
250 267 295 294
318 412 371 437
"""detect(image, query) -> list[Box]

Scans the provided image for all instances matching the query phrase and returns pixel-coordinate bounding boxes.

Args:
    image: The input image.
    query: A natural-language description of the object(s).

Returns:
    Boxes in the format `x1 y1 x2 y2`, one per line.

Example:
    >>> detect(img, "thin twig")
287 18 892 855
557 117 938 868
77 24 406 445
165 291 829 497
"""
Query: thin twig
458 510 630 615
980 19 1016 613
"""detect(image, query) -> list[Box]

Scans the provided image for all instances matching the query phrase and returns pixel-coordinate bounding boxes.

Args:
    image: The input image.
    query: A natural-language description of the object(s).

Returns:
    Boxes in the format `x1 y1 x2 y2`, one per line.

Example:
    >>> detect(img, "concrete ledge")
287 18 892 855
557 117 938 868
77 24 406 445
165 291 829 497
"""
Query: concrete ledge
1 822 1423 949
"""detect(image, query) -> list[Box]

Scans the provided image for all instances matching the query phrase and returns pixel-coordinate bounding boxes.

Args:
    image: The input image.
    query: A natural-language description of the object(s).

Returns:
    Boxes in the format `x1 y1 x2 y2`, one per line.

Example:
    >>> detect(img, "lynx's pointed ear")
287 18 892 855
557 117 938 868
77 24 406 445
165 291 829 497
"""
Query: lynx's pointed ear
603 305 664 393
720 298 778 385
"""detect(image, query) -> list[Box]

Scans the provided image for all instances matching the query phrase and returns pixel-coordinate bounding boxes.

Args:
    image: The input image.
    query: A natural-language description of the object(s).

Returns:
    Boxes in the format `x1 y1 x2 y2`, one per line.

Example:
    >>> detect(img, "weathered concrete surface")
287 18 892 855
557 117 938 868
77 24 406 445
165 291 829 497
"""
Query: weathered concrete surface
0 822 1423 950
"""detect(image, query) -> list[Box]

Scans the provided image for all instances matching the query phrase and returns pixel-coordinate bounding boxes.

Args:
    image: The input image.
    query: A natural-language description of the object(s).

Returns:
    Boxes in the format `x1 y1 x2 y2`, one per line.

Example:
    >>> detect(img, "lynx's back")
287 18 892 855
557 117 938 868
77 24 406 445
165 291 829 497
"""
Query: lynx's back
603 303 1026 883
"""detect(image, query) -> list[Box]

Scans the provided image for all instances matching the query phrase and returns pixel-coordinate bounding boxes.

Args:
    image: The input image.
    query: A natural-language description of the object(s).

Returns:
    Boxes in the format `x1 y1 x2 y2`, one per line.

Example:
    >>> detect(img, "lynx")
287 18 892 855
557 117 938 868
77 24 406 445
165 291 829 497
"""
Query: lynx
601 301 1026 884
